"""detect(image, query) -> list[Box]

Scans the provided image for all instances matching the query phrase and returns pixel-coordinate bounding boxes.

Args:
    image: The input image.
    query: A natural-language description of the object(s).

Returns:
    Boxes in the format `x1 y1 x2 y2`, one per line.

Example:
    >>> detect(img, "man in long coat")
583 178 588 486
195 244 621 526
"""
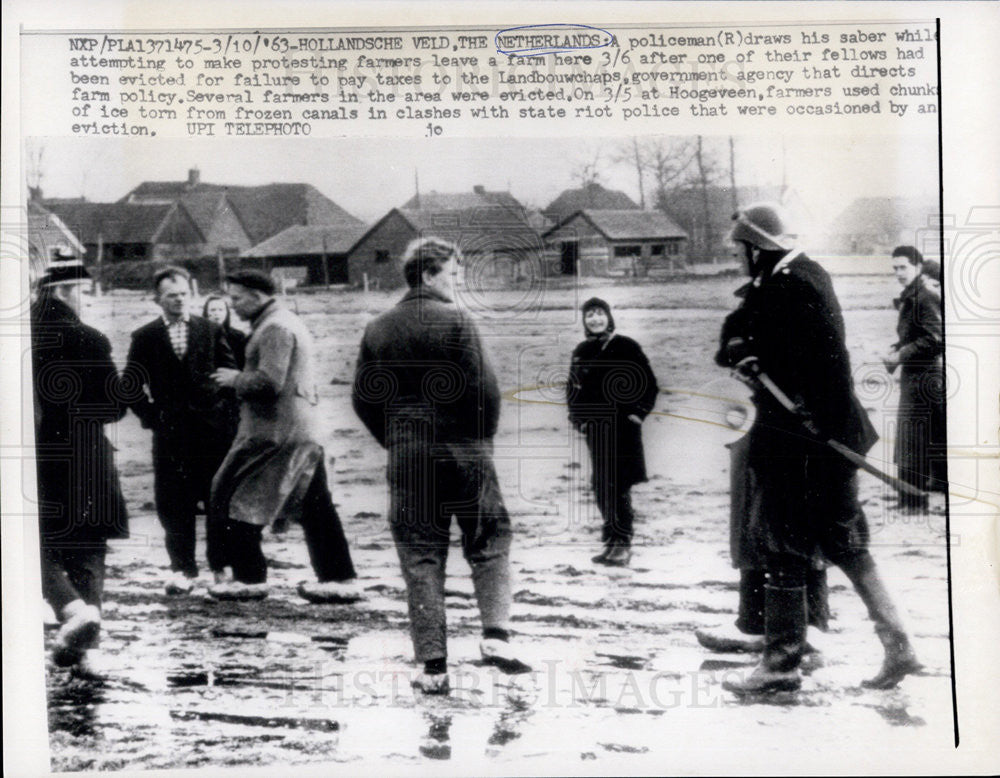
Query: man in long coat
352 237 527 695
717 203 922 694
32 260 129 677
884 245 947 509
123 267 236 593
209 270 361 602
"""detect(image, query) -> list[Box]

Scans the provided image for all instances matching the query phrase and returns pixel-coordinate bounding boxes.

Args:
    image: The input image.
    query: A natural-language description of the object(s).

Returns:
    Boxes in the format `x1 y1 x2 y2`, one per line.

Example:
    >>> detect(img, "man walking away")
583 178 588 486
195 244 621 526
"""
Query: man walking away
352 237 528 695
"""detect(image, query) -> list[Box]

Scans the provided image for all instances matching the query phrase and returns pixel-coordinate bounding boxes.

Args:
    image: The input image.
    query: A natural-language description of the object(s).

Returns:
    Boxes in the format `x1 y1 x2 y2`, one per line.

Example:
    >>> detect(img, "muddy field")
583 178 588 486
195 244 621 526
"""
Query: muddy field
42 273 953 773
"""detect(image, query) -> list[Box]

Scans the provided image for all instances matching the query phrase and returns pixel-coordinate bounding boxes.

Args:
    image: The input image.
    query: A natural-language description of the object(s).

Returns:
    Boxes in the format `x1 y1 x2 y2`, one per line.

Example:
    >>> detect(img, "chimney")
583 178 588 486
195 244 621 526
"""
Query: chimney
188 167 201 187
473 185 485 195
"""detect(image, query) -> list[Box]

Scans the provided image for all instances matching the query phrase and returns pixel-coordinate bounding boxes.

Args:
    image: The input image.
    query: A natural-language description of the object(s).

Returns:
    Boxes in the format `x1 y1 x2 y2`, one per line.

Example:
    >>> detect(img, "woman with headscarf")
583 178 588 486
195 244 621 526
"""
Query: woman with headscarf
567 298 659 566
203 295 249 369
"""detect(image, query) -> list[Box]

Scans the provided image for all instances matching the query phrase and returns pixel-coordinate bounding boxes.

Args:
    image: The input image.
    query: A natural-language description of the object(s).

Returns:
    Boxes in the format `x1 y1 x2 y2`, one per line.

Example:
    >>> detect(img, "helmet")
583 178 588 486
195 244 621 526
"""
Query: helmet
729 202 795 251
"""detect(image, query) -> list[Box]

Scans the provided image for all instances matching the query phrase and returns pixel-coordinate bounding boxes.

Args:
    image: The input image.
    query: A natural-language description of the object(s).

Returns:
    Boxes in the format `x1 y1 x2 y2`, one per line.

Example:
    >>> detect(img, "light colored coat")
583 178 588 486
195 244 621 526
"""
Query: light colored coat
210 300 323 527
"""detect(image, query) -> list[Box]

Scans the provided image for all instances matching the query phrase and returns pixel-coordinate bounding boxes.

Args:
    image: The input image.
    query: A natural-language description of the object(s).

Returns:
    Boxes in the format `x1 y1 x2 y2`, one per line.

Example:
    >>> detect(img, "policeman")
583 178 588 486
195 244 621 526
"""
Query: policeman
716 203 922 694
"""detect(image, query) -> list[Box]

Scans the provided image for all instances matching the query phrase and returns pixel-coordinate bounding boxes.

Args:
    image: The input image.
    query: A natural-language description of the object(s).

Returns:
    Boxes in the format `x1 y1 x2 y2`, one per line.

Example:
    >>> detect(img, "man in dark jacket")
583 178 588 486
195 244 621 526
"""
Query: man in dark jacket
352 237 526 694
123 267 236 594
32 259 130 678
885 246 947 509
717 203 922 695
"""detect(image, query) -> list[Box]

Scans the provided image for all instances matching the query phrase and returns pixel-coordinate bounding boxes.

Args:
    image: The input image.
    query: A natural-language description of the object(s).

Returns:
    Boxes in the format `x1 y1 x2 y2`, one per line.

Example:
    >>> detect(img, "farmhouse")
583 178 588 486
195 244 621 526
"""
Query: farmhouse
543 209 688 276
542 182 640 224
241 223 367 287
347 186 542 290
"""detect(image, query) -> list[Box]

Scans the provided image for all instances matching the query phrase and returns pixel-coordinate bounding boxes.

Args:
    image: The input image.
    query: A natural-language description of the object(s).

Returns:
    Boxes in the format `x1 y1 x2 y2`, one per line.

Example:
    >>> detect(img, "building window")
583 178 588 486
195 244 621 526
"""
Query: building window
650 245 665 256
375 249 390 264
613 245 641 258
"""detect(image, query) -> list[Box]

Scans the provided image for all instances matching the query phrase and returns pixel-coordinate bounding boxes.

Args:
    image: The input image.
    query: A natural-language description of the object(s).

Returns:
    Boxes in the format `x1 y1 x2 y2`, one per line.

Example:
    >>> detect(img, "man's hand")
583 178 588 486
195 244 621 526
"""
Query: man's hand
732 355 761 386
882 349 901 374
627 414 642 425
212 367 241 388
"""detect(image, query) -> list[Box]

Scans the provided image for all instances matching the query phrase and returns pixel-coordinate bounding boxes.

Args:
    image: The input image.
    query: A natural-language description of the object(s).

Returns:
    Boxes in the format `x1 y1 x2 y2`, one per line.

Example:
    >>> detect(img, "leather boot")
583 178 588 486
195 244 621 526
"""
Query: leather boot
840 555 923 689
723 585 806 694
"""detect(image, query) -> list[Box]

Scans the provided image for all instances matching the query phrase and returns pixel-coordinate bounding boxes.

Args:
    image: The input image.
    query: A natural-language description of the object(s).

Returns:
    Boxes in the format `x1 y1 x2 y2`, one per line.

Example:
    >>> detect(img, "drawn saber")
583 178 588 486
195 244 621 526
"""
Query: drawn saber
734 359 927 498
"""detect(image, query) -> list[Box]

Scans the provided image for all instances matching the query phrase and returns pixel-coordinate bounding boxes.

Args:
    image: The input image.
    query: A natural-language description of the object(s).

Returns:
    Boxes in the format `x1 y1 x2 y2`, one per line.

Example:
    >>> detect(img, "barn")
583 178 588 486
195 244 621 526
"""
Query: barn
542 209 689 277
347 187 544 290
241 223 367 287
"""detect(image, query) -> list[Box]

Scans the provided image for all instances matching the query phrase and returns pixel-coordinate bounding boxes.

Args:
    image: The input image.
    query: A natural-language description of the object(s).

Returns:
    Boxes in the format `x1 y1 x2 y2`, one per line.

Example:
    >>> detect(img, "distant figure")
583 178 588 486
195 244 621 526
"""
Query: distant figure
203 295 249 368
352 237 527 695
123 267 237 594
566 297 658 567
32 259 129 678
717 203 921 695
209 270 363 603
884 246 947 508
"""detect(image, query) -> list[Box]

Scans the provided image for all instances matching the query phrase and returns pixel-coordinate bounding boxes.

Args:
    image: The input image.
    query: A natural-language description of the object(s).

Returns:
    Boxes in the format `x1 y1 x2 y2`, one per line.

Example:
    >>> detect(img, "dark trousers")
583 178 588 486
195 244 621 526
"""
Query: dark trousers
153 431 230 577
219 461 357 584
585 421 640 546
387 439 512 663
593 476 635 546
41 544 107 636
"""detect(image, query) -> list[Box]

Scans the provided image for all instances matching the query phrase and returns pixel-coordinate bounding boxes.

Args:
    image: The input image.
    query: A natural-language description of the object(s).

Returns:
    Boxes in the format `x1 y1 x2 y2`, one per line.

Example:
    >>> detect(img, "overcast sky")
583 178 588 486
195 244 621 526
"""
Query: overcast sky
25 134 940 236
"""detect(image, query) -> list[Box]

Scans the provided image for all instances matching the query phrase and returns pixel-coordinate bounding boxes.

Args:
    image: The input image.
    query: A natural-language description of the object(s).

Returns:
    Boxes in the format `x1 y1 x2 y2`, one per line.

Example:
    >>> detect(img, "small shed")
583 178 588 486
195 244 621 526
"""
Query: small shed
542 209 688 276
241 224 367 286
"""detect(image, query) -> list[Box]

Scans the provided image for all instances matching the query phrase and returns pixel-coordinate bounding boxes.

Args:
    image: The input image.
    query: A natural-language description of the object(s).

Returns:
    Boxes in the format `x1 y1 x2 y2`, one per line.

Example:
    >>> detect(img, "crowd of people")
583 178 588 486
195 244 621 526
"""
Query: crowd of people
31 202 943 696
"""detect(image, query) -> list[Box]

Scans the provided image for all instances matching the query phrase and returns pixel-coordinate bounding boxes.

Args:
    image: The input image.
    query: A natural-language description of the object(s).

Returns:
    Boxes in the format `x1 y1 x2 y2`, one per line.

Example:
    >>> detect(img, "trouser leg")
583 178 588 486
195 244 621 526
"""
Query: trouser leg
153 443 198 577
592 471 632 546
388 441 449 663
806 566 831 631
40 547 82 615
736 569 766 635
391 521 449 663
456 455 512 635
226 522 267 584
205 513 229 573
299 462 357 582
200 437 232 574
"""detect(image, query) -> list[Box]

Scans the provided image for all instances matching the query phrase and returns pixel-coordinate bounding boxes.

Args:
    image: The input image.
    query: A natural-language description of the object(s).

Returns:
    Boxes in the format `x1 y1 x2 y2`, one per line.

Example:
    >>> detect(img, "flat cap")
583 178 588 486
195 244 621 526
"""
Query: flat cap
226 269 276 295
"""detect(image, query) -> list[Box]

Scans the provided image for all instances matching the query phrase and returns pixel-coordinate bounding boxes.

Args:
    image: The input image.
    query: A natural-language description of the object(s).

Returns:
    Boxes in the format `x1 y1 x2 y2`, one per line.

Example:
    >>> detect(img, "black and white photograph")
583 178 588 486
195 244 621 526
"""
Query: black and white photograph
3 3 998 776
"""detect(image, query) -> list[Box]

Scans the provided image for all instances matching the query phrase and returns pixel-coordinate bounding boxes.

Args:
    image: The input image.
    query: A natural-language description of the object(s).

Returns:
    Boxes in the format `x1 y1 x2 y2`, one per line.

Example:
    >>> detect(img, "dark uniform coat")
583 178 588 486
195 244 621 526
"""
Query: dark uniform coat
31 296 129 544
892 277 946 492
717 251 877 566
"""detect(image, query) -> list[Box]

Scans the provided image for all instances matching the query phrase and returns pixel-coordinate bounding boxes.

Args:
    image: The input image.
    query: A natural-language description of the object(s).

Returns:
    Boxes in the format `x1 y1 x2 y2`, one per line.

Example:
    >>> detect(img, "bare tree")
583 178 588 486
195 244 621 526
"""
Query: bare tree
646 137 695 210
610 137 648 209
570 147 603 189
26 141 45 198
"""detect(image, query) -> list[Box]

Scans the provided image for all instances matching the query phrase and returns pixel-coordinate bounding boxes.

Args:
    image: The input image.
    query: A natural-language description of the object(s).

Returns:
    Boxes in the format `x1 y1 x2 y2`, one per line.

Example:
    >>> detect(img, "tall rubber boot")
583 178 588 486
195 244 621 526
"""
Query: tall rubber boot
722 585 806 694
839 554 923 689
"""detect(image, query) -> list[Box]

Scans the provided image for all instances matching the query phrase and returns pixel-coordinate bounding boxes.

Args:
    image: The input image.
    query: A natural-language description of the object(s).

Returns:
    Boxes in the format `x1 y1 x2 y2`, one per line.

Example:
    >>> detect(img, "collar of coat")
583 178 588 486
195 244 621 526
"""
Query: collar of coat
248 298 280 329
893 277 922 310
160 312 191 327
400 286 453 305
752 249 802 287
32 294 79 324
